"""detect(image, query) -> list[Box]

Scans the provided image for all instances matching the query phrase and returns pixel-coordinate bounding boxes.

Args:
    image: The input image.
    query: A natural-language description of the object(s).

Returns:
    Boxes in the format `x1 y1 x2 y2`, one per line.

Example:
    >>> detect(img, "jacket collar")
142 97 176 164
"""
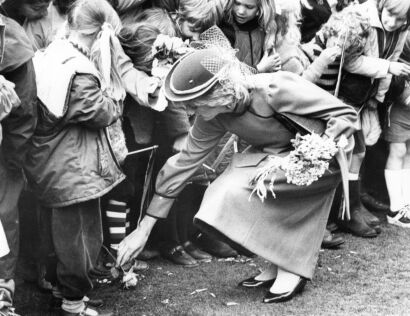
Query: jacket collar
363 1 384 30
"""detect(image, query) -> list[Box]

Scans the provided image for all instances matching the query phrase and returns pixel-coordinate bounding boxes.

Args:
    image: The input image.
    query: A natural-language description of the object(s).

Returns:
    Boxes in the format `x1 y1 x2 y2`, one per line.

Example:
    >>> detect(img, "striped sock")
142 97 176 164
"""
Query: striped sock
105 200 127 251
125 207 131 236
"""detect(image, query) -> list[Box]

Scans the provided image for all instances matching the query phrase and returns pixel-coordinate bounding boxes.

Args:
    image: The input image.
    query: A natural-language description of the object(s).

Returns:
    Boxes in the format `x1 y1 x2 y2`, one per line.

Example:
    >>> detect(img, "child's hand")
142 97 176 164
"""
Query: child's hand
0 75 20 121
320 46 341 64
256 51 281 73
388 62 410 77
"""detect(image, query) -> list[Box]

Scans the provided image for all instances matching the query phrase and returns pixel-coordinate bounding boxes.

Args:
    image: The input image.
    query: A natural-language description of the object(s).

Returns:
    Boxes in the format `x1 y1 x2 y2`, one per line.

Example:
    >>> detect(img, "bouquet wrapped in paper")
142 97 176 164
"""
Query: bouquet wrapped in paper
250 133 346 202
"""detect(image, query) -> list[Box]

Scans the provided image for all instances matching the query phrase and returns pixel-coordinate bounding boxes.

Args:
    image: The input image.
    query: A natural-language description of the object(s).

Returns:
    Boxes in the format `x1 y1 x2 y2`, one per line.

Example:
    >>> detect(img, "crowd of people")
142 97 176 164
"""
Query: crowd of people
0 0 410 315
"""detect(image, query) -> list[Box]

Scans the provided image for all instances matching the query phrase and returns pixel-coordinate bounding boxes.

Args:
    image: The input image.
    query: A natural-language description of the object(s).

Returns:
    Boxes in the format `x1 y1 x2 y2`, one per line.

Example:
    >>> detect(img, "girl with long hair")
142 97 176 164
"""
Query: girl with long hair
222 0 281 72
25 0 126 314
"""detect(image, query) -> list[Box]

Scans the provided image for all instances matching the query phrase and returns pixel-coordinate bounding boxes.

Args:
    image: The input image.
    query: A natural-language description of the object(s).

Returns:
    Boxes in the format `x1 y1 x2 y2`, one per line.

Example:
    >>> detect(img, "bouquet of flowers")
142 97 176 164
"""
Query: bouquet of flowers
150 34 192 80
249 133 346 202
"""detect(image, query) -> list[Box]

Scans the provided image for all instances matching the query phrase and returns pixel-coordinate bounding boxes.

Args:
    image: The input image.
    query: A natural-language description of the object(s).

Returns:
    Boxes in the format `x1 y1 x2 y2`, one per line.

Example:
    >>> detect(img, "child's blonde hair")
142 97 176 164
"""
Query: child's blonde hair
274 0 301 48
177 0 221 33
68 0 125 100
225 0 277 50
377 0 410 27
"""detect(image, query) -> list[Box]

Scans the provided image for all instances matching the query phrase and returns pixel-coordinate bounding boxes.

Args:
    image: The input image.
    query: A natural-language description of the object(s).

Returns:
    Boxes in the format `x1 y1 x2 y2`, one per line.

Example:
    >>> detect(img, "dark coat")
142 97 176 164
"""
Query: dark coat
25 40 125 208
0 15 37 170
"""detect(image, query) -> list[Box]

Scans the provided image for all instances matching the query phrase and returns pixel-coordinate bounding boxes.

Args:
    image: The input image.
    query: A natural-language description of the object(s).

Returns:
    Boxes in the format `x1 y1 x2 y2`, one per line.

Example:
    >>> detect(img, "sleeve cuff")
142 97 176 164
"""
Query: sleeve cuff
145 193 176 219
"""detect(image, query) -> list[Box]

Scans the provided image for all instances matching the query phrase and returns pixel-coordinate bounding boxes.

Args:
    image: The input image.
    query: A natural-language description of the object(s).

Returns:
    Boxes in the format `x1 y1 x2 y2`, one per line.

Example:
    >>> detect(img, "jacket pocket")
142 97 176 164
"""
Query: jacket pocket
96 135 110 176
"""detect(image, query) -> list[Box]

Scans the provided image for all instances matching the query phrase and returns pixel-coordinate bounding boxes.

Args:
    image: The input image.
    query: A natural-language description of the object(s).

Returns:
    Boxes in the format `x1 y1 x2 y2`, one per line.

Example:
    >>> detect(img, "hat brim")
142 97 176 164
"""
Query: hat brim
163 51 219 102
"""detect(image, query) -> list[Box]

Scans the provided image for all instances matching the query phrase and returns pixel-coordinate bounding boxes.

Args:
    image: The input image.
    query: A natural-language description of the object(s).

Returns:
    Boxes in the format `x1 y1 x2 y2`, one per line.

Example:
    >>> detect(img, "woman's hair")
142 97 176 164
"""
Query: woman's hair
119 8 178 73
224 0 277 50
274 0 301 48
177 79 250 114
177 0 222 33
377 0 410 28
68 0 125 100
319 7 370 60
176 61 252 112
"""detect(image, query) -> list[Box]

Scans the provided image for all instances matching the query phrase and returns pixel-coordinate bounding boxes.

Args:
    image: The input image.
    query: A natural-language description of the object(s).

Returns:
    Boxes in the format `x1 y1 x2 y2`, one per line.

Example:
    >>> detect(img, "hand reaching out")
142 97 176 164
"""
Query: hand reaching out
116 216 157 267
389 62 410 77
256 51 281 73
0 75 20 121
320 46 341 64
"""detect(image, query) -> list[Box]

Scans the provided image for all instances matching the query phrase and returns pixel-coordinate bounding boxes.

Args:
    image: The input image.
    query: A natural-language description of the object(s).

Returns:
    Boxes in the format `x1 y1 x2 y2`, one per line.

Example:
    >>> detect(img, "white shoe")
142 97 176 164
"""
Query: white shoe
387 206 410 228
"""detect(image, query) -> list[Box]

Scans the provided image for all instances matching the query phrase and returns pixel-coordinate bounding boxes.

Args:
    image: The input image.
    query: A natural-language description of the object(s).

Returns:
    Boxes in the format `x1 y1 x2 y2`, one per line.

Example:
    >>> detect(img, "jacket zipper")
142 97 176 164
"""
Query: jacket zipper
248 31 254 67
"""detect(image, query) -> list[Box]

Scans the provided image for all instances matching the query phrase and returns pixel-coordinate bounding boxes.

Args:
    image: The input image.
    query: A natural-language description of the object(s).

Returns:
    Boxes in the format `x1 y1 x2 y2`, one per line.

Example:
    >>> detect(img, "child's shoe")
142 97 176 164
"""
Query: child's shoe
386 206 410 228
60 299 111 316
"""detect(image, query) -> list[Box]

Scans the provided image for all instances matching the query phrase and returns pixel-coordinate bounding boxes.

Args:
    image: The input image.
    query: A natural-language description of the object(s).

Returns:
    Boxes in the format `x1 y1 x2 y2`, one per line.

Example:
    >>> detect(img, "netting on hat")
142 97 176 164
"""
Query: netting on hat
190 26 256 102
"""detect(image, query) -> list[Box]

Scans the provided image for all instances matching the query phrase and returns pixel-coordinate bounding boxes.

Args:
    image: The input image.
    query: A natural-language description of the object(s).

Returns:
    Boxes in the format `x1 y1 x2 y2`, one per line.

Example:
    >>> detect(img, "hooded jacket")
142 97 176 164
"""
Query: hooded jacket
25 39 125 207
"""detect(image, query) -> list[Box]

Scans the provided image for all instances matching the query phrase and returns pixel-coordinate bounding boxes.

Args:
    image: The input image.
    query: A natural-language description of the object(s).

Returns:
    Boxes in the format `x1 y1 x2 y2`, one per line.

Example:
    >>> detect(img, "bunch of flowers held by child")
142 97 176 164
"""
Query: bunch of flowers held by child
250 133 347 202
150 34 192 79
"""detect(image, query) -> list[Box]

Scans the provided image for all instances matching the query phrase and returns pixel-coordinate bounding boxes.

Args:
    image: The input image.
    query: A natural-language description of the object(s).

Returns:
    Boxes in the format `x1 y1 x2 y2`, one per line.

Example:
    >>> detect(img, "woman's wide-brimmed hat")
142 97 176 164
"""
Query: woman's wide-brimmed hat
163 48 224 102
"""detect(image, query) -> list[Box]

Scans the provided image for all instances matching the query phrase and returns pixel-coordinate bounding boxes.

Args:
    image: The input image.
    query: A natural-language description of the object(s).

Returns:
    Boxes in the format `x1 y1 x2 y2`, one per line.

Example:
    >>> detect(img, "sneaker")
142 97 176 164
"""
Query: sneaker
386 206 410 228
0 307 20 316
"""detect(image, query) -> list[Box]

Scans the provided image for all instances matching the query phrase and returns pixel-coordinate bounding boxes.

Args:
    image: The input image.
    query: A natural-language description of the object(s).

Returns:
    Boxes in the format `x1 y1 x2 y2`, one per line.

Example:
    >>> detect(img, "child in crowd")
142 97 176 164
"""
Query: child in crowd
0 5 37 316
302 7 371 94
384 32 410 228
221 0 281 71
24 0 126 315
24 0 75 50
119 7 213 266
335 0 410 238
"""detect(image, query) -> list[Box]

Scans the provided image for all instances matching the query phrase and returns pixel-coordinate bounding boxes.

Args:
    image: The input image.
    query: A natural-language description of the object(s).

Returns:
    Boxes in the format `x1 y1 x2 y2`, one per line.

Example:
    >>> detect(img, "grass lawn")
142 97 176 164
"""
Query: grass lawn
15 221 410 316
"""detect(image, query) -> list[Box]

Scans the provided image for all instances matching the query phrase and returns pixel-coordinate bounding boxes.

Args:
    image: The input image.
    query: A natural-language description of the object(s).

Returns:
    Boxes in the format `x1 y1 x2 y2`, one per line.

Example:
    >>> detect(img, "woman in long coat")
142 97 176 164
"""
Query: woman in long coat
116 48 357 303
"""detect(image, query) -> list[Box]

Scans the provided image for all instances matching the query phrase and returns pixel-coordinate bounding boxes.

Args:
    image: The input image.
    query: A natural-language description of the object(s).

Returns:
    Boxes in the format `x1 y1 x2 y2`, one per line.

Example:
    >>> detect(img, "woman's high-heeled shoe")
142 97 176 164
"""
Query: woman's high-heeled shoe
262 277 307 303
238 276 276 288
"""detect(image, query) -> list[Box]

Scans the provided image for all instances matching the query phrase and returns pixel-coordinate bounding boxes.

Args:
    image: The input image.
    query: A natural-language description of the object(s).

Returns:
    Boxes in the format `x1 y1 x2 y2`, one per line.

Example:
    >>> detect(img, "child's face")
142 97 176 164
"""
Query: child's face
381 8 407 32
232 0 259 25
179 20 200 41
20 1 50 21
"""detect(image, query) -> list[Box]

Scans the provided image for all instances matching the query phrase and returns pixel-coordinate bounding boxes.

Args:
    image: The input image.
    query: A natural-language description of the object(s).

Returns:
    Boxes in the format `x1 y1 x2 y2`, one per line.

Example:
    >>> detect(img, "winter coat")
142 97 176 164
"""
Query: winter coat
343 1 409 103
25 39 125 208
231 18 265 68
0 15 37 171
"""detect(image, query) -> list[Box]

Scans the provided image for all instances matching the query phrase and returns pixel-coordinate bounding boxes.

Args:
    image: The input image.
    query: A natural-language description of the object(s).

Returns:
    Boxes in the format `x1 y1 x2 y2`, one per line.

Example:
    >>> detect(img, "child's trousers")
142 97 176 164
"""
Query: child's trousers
47 199 103 299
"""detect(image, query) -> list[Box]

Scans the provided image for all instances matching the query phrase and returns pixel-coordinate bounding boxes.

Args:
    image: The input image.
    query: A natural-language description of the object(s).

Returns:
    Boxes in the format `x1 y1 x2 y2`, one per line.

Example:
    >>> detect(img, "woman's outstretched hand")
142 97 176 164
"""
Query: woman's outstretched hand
116 216 157 267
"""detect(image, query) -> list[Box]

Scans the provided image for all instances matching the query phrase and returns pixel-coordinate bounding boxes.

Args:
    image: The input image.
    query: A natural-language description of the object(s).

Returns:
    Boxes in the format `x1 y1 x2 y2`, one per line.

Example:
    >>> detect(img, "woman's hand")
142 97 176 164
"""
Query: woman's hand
256 51 281 73
116 216 157 267
388 62 410 77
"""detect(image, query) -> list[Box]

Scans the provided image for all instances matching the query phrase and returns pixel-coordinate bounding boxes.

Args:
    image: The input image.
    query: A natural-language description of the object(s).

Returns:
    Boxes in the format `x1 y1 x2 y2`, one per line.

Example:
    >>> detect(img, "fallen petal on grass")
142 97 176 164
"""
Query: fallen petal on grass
161 299 169 304
225 302 239 306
